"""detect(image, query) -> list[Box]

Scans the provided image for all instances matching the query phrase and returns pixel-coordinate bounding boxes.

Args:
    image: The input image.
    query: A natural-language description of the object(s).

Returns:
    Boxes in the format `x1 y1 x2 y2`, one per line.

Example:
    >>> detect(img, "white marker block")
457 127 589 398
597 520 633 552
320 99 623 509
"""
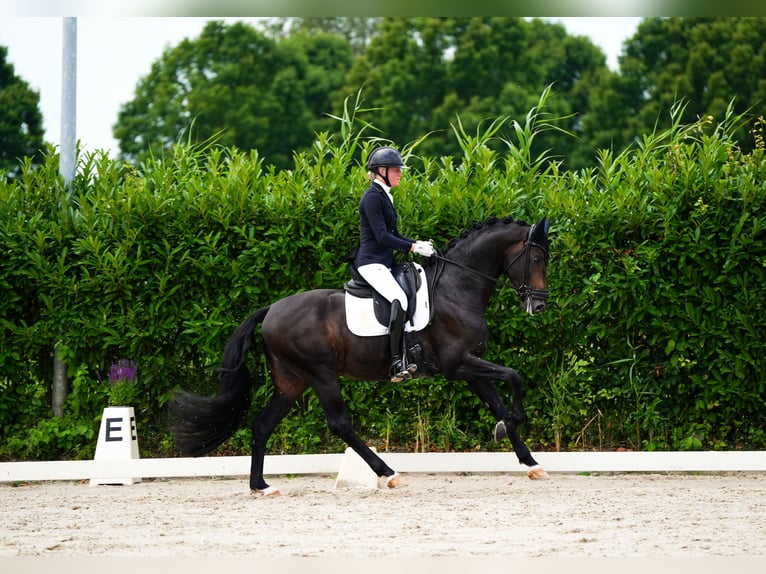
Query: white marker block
334 446 379 490
89 406 141 486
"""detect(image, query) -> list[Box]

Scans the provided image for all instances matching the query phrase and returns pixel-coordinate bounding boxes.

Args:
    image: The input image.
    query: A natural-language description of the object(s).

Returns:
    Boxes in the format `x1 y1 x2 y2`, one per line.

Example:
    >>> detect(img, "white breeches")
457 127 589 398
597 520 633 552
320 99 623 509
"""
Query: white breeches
356 263 408 312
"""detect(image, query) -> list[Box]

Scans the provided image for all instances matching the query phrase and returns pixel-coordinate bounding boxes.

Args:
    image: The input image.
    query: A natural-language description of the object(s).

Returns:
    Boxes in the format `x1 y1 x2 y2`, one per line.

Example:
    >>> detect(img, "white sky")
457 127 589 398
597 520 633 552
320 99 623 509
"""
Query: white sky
0 17 642 157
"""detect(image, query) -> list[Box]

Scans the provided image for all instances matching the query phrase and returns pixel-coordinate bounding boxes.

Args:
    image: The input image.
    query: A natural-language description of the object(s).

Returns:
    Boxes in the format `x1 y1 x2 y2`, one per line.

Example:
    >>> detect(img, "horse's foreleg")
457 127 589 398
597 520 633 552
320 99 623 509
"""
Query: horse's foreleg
492 372 550 477
249 392 300 495
466 377 537 466
455 357 548 479
312 379 399 485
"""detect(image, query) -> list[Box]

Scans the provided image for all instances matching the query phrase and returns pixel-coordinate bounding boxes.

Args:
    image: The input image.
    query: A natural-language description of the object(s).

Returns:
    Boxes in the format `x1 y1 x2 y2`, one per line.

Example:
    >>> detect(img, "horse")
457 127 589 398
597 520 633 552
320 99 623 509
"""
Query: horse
169 215 551 495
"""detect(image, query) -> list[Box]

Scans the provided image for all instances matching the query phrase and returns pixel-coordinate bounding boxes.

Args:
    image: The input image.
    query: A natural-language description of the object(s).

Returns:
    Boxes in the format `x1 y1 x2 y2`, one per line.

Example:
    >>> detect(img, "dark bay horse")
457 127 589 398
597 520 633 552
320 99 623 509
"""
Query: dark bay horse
170 216 551 495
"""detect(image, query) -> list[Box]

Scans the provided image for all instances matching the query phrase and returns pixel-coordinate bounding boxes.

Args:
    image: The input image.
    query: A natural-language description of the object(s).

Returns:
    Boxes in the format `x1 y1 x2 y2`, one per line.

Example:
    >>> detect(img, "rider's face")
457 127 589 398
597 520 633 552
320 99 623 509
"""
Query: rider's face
385 166 402 187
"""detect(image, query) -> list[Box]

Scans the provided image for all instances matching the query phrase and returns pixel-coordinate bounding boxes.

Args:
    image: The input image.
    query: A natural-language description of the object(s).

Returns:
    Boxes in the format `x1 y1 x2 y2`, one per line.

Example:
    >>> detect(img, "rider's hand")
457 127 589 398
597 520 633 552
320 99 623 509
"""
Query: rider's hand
412 240 435 257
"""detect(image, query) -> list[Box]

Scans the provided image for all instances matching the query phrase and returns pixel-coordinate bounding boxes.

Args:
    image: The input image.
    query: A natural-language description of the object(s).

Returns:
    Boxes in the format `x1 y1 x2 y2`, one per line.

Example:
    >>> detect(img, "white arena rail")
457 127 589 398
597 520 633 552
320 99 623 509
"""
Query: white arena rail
2 451 765 483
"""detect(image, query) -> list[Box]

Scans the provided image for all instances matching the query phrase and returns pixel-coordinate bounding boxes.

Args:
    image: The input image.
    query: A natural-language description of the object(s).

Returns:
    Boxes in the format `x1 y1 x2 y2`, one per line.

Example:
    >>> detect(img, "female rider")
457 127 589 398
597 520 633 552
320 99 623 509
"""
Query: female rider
354 146 435 382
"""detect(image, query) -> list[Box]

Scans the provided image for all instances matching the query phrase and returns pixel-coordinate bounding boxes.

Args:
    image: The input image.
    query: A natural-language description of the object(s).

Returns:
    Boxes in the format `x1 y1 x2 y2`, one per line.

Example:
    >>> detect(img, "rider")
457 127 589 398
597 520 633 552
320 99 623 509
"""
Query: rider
354 145 436 382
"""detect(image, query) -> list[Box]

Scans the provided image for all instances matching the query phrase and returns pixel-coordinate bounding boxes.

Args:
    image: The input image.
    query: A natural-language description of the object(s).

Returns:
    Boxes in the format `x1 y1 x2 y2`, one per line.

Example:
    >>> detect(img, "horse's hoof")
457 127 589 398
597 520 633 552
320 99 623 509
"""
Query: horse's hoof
493 420 508 441
527 465 549 480
251 485 281 497
385 472 402 489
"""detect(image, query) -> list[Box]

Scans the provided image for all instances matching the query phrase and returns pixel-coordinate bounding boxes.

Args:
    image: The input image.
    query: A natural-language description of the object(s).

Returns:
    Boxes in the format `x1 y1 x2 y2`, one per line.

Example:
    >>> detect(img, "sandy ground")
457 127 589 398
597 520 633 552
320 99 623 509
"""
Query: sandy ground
1 471 765 559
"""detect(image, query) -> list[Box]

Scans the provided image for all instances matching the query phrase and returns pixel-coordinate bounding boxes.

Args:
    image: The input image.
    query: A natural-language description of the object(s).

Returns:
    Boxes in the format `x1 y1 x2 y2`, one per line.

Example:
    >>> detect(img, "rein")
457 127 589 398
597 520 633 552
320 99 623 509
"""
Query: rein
431 252 503 284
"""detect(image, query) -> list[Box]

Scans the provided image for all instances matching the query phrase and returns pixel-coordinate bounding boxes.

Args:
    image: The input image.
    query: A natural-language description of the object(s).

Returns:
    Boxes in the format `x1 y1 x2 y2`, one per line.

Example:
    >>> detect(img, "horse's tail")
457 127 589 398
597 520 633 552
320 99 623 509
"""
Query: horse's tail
169 306 270 457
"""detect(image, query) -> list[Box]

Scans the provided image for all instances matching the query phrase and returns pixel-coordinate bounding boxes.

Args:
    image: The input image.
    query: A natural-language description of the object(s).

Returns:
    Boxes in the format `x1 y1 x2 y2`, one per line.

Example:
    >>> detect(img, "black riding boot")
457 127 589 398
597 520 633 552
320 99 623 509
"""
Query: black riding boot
388 300 416 382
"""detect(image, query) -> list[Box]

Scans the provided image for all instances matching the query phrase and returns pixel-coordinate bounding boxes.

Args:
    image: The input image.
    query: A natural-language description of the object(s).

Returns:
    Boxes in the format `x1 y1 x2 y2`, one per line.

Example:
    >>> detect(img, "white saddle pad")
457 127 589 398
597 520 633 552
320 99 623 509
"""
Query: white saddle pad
344 263 431 337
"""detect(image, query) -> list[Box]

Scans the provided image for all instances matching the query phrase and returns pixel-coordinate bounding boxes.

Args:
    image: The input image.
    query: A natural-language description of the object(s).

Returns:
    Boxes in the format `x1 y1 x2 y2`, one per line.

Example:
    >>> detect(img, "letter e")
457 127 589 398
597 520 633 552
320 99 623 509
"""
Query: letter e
105 417 123 442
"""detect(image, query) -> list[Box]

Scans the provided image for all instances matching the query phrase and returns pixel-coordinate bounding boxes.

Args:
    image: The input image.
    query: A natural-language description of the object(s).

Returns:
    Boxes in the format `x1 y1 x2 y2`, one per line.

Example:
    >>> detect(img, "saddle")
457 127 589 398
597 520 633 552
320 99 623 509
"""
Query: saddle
343 259 432 337
344 262 422 326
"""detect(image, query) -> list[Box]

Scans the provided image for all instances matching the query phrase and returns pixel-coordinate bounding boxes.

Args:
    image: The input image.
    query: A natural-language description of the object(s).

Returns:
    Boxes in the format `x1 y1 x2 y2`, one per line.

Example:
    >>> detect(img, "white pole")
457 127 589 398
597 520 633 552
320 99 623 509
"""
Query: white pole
60 16 76 184
52 17 77 417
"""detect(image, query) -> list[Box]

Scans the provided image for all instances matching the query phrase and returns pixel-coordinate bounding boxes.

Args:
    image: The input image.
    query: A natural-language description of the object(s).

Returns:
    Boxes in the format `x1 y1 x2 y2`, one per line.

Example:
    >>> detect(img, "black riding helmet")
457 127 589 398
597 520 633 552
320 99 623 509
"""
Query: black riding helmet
366 146 406 187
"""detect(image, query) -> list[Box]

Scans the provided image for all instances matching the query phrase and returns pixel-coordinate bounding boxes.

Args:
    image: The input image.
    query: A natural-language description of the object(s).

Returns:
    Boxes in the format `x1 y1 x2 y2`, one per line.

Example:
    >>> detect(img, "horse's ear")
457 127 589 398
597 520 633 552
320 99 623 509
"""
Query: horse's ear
531 217 550 242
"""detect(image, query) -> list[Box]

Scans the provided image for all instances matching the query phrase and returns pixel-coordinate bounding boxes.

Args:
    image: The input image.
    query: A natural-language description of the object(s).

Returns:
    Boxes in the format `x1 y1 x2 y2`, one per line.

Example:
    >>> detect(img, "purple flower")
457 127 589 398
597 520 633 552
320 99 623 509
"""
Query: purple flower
109 359 137 384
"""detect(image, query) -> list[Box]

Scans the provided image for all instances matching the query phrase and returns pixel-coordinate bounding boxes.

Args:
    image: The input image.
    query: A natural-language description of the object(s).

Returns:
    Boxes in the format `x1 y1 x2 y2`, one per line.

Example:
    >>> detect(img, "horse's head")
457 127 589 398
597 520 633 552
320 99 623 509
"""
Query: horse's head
505 217 550 315
433 215 550 315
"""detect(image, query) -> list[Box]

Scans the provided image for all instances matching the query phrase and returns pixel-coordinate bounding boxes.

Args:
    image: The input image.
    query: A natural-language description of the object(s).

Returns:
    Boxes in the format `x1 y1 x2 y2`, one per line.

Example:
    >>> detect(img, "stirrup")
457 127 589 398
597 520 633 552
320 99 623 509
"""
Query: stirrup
393 358 417 381
401 342 418 376
389 358 413 383
390 370 411 383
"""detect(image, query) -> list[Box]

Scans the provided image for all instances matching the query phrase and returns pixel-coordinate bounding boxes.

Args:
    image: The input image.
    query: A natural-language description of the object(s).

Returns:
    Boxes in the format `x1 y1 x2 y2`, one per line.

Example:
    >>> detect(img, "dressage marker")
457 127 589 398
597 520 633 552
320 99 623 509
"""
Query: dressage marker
334 447 380 489
89 406 141 486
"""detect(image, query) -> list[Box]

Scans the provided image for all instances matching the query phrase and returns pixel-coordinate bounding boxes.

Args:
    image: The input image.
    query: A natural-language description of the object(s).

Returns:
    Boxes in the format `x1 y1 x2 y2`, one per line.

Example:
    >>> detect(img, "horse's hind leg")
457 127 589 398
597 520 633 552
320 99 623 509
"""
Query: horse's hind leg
249 391 301 495
312 376 401 487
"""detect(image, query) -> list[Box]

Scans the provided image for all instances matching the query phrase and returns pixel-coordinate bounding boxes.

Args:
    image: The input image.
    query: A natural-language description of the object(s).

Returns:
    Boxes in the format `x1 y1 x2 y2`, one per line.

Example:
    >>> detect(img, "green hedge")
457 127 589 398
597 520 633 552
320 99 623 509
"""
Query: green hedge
1 98 764 461
531 105 766 451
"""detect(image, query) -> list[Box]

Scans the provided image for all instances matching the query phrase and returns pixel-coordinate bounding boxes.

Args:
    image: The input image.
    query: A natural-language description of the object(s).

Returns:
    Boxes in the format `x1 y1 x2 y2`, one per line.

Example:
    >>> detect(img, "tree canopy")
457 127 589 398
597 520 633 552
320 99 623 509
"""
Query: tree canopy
0 46 45 179
113 21 352 169
584 17 766 157
109 17 766 171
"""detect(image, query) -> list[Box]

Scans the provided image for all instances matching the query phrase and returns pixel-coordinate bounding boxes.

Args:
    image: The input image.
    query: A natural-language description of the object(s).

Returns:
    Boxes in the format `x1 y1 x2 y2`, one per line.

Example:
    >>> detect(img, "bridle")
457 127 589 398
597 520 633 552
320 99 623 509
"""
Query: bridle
431 223 550 305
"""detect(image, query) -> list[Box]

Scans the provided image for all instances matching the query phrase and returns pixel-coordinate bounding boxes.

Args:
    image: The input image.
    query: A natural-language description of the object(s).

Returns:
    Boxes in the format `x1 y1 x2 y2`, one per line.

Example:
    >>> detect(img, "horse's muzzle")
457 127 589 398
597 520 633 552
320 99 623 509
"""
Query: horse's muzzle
519 287 548 315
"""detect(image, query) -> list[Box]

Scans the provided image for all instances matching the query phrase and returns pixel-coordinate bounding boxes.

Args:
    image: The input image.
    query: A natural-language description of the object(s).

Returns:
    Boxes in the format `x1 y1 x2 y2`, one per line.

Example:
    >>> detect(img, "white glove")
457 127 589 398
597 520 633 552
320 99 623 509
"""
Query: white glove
412 240 435 257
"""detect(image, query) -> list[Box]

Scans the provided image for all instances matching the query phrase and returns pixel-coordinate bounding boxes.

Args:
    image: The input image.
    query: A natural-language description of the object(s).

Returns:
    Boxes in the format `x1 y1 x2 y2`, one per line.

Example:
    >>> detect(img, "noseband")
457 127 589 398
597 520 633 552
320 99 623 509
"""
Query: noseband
433 224 550 304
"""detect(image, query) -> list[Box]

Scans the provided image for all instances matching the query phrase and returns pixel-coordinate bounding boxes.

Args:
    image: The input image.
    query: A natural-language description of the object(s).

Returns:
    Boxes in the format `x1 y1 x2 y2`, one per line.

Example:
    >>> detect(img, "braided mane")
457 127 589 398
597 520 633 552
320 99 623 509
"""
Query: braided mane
418 216 527 272
442 216 528 254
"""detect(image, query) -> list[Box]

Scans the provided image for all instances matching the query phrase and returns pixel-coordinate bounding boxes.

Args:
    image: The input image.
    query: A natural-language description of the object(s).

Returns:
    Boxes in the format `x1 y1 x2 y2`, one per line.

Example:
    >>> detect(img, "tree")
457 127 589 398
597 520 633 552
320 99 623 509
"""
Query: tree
341 18 439 150
0 46 45 179
342 18 610 169
281 31 354 137
264 17 379 57
586 18 766 157
114 21 319 169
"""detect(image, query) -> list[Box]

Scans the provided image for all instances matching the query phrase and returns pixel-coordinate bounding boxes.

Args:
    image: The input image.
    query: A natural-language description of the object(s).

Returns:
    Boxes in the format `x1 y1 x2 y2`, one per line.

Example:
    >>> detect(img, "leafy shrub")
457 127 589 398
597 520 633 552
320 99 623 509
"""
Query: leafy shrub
1 94 764 460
